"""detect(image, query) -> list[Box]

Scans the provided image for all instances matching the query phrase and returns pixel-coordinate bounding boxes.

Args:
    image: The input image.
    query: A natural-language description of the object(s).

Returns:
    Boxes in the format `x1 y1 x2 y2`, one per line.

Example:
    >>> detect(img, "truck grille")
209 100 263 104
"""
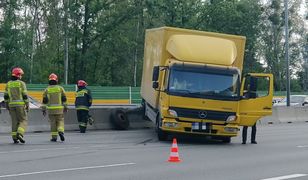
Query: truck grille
170 107 235 121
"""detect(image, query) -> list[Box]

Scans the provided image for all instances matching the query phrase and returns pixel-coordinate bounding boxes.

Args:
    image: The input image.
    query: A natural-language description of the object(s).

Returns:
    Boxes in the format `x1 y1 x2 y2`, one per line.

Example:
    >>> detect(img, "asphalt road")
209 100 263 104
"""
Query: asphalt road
0 123 308 180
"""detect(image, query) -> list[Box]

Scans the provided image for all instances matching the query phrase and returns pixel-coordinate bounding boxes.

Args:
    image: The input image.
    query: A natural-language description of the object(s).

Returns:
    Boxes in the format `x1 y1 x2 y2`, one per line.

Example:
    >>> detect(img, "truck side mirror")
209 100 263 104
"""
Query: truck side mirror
152 81 159 89
152 66 159 81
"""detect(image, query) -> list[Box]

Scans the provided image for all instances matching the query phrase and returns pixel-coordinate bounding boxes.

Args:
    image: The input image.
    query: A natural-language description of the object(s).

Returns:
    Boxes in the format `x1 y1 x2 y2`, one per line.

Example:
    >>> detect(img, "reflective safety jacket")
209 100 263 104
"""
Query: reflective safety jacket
75 87 92 111
42 85 67 114
4 80 29 107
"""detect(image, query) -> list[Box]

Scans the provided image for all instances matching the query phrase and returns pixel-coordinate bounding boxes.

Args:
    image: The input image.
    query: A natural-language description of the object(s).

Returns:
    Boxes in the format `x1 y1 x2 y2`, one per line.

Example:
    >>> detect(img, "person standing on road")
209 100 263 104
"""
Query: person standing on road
75 80 93 133
242 123 257 144
4 67 29 144
41 73 67 142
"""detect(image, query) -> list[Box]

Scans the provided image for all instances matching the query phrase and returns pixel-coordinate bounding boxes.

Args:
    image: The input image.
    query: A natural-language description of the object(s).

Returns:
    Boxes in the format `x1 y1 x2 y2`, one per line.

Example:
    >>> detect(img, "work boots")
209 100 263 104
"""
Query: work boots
16 133 25 144
50 138 57 142
58 132 65 142
88 116 94 125
13 139 19 144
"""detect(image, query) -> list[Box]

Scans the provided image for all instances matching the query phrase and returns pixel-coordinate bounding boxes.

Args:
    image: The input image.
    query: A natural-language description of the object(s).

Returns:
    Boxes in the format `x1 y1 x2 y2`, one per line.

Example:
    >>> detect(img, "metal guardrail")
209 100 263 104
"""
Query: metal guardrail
0 84 142 105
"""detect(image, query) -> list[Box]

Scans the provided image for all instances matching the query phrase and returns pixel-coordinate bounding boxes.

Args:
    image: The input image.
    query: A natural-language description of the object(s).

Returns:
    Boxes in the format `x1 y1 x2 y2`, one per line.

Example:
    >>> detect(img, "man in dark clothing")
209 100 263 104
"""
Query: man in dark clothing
75 80 92 133
242 123 257 144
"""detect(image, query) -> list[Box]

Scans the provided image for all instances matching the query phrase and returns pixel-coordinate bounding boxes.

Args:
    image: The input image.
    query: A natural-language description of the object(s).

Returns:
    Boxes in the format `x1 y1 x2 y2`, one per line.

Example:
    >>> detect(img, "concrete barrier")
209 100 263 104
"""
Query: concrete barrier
0 106 153 133
1 106 307 134
260 106 308 124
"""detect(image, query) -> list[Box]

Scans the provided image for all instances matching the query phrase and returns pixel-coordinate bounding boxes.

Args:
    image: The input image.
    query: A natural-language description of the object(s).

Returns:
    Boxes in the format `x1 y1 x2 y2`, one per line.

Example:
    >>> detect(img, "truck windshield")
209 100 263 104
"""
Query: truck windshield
168 67 240 100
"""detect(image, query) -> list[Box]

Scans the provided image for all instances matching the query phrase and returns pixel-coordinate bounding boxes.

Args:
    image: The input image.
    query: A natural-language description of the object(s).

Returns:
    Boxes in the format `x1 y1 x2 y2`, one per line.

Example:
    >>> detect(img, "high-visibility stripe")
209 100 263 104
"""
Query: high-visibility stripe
17 127 25 134
51 132 58 136
169 152 179 157
11 132 17 136
58 127 64 132
172 144 178 148
47 106 63 110
9 99 25 105
9 102 25 105
79 123 87 127
76 106 89 110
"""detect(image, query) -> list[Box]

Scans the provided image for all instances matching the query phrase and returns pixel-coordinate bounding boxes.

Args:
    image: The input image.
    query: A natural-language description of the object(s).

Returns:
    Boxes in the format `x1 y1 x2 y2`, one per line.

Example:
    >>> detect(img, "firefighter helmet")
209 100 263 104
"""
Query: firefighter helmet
49 73 58 81
77 80 88 87
12 67 24 78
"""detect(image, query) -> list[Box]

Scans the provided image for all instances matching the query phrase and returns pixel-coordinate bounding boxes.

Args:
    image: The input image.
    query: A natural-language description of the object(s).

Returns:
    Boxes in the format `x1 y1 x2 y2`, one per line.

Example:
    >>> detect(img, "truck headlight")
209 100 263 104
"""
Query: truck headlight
168 109 178 117
226 115 237 123
163 122 179 128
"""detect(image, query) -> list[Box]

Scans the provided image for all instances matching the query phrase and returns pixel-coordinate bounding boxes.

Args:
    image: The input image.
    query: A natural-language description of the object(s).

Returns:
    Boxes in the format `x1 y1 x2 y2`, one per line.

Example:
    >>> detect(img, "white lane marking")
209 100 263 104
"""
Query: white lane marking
261 174 307 180
296 145 308 148
0 147 81 154
0 162 136 178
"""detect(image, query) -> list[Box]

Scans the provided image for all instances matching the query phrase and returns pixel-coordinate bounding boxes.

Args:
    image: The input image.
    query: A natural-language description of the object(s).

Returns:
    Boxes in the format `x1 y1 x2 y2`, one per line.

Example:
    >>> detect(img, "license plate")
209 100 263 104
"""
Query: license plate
192 122 207 130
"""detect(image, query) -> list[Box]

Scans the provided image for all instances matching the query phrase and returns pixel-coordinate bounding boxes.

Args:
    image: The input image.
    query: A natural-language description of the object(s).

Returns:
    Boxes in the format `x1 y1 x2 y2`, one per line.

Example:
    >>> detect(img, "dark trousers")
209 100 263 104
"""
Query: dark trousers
242 123 256 143
77 110 89 133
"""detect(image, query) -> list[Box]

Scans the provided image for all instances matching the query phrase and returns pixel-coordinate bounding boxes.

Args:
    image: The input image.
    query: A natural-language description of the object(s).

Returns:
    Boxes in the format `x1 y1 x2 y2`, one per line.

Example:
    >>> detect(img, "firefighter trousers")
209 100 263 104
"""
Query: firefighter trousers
9 106 28 140
48 114 64 139
77 110 89 133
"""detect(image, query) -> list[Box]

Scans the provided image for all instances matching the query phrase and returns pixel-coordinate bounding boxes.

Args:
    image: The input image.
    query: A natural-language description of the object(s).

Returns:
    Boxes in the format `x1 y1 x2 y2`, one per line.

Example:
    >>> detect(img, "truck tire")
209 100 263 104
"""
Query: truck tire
110 109 129 130
156 114 168 141
221 137 231 143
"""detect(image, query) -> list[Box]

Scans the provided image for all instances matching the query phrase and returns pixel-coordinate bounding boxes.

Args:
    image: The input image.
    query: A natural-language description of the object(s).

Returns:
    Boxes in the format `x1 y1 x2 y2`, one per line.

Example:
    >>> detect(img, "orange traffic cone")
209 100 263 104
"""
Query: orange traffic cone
168 138 181 162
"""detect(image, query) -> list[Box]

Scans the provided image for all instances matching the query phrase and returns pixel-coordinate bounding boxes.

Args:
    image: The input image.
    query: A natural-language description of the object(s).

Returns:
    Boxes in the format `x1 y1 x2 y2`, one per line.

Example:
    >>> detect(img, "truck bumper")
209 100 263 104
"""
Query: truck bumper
161 118 239 137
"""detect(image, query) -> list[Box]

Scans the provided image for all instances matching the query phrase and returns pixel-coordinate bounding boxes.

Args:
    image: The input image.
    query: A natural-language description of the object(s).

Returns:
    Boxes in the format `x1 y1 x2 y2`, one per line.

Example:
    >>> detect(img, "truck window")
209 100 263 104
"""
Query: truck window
168 68 240 100
243 76 269 98
162 68 169 91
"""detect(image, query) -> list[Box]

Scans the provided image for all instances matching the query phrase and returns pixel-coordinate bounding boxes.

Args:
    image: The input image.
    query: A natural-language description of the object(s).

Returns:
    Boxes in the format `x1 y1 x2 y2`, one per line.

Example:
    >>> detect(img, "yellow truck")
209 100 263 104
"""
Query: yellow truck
140 27 273 142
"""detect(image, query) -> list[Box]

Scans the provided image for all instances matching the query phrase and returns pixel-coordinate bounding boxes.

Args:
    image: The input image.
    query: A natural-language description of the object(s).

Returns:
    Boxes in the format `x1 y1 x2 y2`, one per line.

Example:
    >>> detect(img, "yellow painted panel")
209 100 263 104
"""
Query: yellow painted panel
167 35 237 66
92 99 130 104
0 83 5 92
27 91 129 105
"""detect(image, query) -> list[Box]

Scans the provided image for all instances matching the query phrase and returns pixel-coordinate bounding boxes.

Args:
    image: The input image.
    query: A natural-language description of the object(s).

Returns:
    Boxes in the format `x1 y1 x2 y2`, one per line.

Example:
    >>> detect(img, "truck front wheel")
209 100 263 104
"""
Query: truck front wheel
221 137 231 143
156 114 168 141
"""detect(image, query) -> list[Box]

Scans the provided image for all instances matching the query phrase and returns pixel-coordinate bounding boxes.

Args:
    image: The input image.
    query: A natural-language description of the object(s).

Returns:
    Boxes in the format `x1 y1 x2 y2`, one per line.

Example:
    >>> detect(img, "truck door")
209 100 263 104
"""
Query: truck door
239 73 273 126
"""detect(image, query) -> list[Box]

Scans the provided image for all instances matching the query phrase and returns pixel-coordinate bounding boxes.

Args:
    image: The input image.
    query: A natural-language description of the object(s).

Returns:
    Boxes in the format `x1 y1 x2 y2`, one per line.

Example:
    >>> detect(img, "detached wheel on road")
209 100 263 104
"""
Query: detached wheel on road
110 109 129 130
156 113 168 141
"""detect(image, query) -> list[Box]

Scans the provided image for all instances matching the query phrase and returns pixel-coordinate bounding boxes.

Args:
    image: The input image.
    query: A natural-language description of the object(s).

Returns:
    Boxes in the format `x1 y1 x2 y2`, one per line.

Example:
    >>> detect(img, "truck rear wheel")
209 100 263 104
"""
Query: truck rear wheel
156 114 168 141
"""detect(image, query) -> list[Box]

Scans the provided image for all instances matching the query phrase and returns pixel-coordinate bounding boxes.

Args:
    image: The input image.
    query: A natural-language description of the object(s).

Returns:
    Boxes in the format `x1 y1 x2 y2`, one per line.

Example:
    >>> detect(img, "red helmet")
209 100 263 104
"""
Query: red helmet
12 67 24 78
77 80 88 87
49 73 58 81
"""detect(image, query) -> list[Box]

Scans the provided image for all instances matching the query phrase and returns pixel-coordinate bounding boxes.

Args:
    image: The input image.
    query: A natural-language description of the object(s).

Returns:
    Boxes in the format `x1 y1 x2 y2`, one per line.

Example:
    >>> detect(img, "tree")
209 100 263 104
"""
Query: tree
260 0 306 91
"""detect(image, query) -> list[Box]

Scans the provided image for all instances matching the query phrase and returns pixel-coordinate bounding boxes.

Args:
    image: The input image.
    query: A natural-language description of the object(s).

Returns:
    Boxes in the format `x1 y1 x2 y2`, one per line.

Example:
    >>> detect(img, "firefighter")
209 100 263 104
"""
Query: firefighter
4 67 29 144
41 73 67 142
75 80 93 133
